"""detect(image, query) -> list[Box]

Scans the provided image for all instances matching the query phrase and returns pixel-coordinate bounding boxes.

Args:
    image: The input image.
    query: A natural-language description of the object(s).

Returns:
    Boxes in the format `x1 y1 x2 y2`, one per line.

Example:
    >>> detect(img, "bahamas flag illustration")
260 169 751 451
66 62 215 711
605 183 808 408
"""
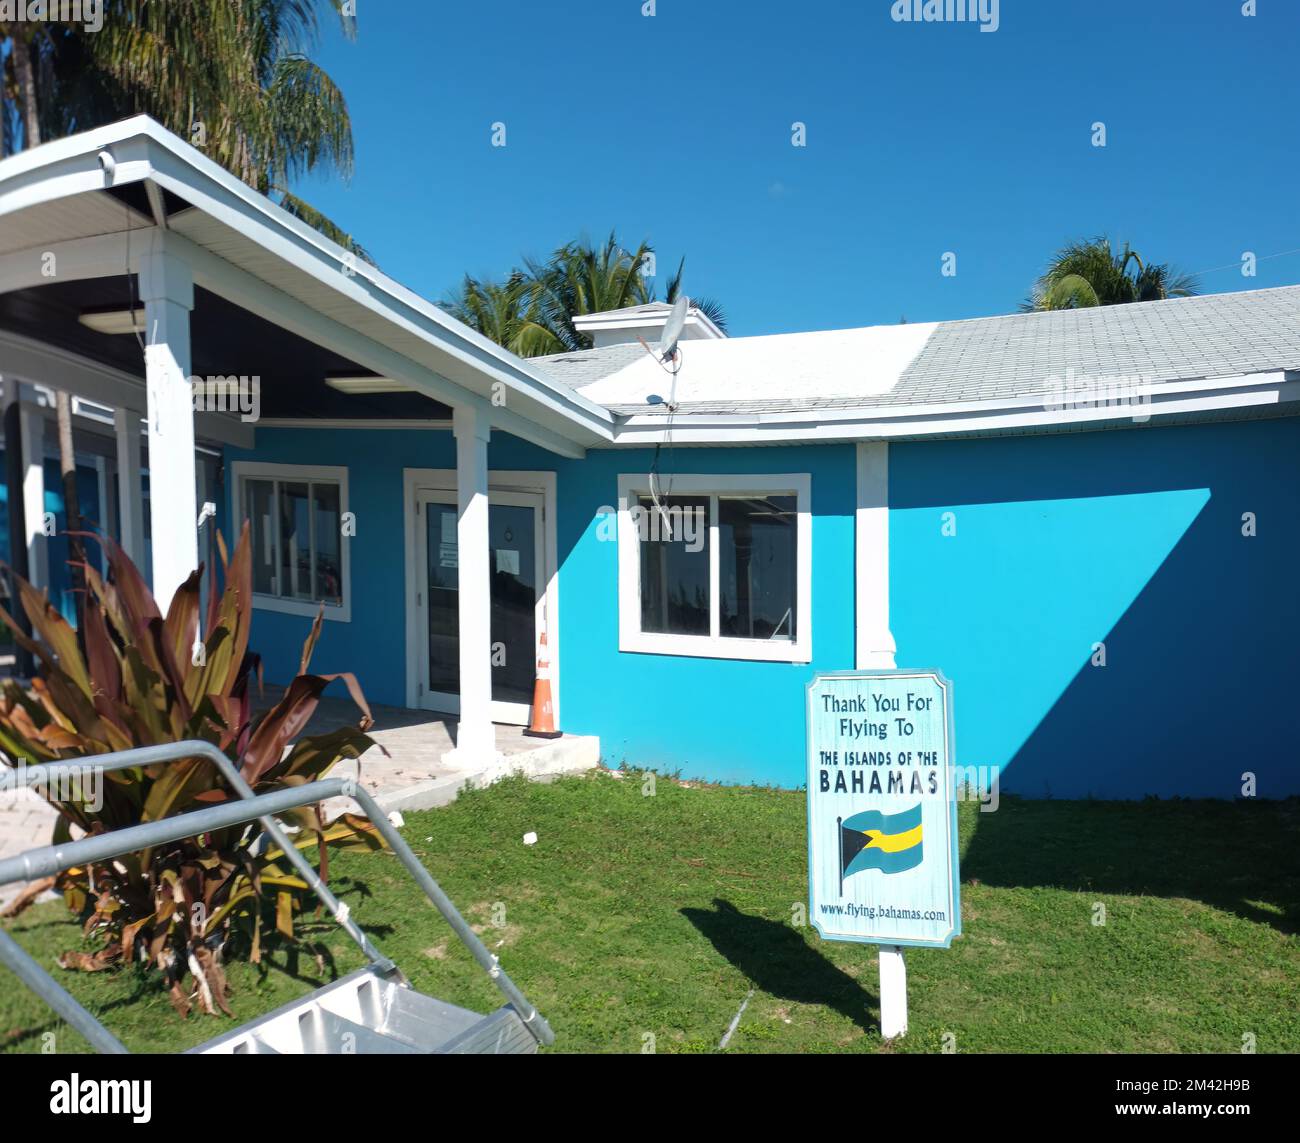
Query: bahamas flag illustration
839 804 924 888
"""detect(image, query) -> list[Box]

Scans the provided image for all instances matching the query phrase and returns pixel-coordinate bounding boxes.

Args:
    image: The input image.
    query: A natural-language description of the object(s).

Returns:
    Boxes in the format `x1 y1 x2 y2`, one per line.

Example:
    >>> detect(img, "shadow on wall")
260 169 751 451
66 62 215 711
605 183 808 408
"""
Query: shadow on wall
961 797 1300 938
1005 469 1293 798
890 417 1300 800
680 898 877 1033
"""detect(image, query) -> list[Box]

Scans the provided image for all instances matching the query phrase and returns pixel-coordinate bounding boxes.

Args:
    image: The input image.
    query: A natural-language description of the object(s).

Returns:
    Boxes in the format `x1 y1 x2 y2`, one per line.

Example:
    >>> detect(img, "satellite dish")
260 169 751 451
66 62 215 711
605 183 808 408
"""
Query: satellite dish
656 294 690 361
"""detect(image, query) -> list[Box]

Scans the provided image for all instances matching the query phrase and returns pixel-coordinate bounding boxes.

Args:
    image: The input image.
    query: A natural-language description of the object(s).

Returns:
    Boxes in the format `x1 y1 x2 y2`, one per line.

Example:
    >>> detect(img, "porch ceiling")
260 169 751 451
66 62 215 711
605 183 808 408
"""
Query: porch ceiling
0 276 454 422
0 117 612 457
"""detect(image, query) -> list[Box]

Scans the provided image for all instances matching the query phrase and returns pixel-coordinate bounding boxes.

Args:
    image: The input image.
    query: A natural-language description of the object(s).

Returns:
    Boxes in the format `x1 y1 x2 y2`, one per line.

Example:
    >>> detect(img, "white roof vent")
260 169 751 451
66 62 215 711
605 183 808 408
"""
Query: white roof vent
572 301 726 348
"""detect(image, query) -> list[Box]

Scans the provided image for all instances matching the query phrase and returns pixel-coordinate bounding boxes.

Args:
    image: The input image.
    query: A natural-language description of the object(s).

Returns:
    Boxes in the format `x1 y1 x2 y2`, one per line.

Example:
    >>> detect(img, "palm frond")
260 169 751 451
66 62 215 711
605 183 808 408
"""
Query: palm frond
1027 236 1198 311
276 189 374 264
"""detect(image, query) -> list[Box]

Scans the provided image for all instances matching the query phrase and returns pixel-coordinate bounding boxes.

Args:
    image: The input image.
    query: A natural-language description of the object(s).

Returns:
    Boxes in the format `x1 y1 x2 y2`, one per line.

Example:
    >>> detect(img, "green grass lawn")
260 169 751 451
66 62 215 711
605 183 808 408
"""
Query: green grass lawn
3 772 1298 1053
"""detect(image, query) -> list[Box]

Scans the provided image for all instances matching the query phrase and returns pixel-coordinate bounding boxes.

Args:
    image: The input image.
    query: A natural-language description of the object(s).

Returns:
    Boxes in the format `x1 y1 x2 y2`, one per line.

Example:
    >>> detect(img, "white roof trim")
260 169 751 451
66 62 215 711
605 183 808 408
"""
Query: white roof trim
0 116 614 448
604 373 1300 444
573 306 726 341
2 117 1296 449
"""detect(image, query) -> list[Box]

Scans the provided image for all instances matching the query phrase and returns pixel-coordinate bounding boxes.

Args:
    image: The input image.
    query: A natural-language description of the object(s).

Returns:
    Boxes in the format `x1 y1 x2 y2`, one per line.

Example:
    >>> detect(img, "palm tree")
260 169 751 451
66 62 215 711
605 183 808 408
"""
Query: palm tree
3 1 366 254
1024 237 1197 311
448 233 729 356
522 232 657 353
1 2 364 621
444 273 568 359
662 256 728 334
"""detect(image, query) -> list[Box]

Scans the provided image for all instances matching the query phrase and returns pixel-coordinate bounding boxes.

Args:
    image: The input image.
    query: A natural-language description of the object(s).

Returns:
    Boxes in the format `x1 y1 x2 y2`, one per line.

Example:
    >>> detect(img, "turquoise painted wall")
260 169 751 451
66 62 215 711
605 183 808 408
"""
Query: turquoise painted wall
228 415 1299 799
548 445 857 787
224 430 857 788
890 417 1300 800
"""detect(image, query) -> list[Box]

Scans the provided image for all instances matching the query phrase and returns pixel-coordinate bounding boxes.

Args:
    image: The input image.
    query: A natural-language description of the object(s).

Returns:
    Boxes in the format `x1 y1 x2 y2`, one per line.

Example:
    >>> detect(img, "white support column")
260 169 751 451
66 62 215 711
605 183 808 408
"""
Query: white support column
138 243 196 612
113 408 144 570
448 404 496 766
855 442 896 671
19 399 47 590
855 440 906 1038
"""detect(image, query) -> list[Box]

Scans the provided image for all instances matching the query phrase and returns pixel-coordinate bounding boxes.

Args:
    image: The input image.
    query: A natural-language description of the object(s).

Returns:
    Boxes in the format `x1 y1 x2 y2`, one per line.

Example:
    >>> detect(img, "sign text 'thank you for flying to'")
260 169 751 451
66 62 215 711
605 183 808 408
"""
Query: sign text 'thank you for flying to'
806 670 961 949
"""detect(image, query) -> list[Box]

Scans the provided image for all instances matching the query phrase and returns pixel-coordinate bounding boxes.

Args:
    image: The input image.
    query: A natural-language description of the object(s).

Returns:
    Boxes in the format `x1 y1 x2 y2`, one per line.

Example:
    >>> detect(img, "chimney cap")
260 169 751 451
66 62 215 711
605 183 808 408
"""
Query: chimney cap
573 301 725 348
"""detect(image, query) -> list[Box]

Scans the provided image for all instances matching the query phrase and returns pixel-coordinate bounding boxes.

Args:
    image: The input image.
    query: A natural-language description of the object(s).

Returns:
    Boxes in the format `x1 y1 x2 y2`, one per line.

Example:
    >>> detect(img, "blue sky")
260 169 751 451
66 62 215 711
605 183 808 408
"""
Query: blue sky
297 0 1300 338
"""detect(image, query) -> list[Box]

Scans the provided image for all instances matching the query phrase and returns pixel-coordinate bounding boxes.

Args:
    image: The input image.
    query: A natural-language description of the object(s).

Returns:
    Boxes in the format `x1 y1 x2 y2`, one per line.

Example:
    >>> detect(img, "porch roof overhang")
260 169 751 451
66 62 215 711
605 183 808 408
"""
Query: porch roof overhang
0 116 616 458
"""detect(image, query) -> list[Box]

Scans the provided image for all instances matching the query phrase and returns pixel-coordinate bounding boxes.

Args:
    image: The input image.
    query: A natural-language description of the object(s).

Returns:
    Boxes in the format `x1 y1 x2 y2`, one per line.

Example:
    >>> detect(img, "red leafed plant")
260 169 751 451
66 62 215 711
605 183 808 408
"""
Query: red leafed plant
0 523 384 1016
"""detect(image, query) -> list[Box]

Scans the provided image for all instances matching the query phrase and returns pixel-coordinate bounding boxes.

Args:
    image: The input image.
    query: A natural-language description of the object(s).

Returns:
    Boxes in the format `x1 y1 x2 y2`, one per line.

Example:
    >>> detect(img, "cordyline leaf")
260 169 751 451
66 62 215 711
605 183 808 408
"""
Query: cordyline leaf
320 673 376 734
24 682 84 752
0 588 61 681
0 696 51 765
299 606 324 676
272 725 380 783
167 980 192 1019
162 568 204 699
192 945 233 1017
218 522 255 694
120 912 154 959
203 884 256 934
260 812 387 863
36 670 107 749
0 518 378 1013
141 754 220 825
99 530 161 634
142 616 195 733
80 598 129 728
16 577 92 699
276 891 294 939
242 675 336 784
82 561 135 662
58 946 122 973
191 626 234 709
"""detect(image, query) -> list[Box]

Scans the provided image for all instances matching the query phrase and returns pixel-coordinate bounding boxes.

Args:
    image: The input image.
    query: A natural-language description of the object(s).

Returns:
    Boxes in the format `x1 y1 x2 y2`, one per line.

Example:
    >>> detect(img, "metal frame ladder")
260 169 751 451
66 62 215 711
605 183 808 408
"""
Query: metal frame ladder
0 740 554 1054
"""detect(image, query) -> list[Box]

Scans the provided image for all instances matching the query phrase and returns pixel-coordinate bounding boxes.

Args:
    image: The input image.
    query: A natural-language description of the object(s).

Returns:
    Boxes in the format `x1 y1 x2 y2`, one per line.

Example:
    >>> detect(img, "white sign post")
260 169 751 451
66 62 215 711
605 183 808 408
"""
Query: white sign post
806 669 960 1039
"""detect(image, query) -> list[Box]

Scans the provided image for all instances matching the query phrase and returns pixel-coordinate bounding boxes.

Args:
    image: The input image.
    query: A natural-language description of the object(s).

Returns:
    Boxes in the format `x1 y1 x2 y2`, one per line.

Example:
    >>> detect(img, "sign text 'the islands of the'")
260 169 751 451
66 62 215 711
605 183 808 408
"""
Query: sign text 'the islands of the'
806 670 961 948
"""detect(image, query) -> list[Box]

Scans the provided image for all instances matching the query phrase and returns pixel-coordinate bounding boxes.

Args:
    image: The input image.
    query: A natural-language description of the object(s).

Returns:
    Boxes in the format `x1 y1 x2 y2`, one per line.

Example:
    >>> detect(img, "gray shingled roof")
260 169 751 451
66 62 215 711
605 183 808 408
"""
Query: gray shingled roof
530 342 648 391
529 286 1300 417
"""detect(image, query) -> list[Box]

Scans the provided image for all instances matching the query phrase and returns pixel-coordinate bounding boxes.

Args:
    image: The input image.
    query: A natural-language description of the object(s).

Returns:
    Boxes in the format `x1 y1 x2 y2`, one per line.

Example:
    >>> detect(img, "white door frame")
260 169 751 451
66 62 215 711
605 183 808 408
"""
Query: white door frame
414 486 543 725
403 468 560 725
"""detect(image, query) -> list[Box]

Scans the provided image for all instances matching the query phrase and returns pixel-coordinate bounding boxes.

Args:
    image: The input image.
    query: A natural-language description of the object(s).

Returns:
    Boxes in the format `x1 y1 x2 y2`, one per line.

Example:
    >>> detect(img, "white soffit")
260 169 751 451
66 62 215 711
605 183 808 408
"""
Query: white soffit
0 192 151 255
575 321 940 408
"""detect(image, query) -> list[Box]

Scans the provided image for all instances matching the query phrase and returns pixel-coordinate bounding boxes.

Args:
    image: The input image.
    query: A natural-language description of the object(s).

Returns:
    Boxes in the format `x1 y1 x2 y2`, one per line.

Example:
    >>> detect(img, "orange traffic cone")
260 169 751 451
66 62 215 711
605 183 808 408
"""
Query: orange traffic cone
524 631 561 738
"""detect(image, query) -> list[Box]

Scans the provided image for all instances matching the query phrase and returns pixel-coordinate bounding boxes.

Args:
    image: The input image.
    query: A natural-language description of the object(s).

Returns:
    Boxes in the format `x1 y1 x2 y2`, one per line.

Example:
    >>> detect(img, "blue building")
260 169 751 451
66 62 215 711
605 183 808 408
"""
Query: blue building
3 118 1297 800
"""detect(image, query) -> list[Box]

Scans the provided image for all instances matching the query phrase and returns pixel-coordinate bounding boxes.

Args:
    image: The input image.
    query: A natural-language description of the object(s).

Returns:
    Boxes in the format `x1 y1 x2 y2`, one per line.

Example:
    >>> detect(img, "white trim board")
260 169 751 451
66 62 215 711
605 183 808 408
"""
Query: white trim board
855 443 896 670
229 460 352 622
616 472 813 664
402 467 561 725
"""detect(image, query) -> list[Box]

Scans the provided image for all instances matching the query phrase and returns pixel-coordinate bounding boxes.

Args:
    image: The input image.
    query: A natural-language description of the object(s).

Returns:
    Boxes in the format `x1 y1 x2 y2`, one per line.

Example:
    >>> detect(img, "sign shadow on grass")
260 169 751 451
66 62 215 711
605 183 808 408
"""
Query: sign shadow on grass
681 899 878 1034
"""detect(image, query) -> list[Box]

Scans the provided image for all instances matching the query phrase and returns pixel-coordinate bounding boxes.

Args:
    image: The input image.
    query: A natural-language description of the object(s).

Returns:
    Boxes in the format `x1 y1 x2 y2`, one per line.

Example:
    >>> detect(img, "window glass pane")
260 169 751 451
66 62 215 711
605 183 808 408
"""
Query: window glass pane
244 479 276 595
637 494 710 636
311 483 343 605
425 501 460 696
719 495 797 641
278 481 312 600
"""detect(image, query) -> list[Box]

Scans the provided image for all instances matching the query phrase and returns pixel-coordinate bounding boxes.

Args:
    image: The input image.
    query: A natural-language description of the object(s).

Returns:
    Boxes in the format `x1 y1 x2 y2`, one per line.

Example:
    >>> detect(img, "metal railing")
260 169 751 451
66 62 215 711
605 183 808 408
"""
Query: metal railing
0 740 554 1052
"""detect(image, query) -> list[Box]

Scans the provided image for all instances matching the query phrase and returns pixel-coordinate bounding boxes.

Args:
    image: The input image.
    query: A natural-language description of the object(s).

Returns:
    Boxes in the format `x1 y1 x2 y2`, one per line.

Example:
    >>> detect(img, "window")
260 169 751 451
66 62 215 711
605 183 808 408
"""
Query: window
617 474 811 662
232 463 350 621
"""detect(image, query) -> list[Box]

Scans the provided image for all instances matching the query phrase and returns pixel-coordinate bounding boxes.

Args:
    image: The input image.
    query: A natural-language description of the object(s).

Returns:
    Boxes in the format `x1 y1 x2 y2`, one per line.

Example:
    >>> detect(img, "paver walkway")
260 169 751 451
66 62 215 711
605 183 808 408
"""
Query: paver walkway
0 683 598 907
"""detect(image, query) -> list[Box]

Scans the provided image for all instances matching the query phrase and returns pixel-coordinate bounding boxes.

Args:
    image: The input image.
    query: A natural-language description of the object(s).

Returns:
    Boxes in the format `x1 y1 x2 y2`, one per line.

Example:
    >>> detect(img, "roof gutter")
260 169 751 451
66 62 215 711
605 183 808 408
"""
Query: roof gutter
604 371 1300 445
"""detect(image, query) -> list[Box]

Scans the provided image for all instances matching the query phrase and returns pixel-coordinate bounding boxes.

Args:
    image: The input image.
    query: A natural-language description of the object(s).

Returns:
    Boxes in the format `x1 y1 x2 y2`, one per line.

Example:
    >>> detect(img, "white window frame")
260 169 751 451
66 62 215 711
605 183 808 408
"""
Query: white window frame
230 461 351 622
617 473 812 663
